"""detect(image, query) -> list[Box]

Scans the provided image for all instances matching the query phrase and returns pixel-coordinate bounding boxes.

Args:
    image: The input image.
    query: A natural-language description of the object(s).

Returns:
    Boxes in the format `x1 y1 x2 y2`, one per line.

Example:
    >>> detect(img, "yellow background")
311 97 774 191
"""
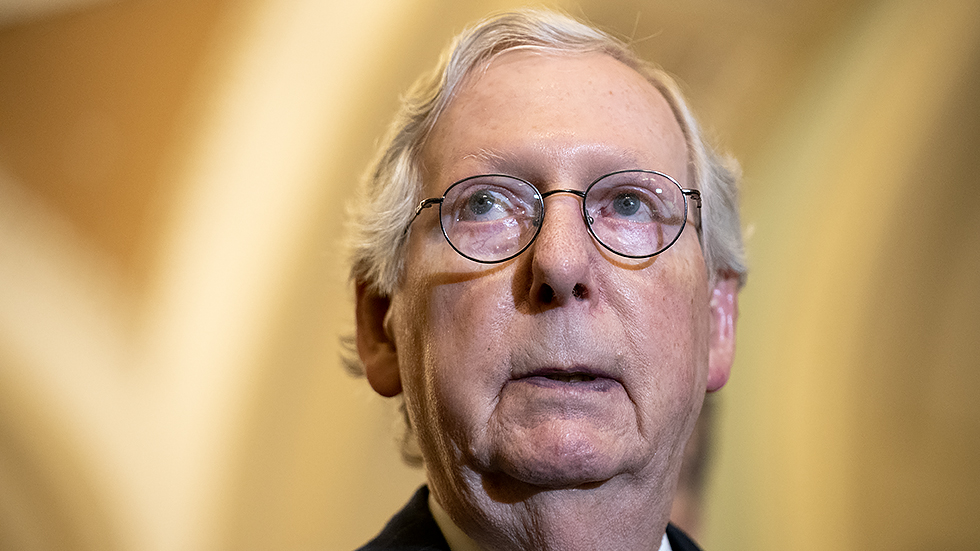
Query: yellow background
1 0 978 549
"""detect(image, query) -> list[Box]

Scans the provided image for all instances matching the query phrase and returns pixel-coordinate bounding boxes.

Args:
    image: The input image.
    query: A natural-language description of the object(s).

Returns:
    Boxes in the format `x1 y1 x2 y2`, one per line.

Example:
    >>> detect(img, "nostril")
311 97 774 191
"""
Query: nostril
537 284 555 304
572 283 588 301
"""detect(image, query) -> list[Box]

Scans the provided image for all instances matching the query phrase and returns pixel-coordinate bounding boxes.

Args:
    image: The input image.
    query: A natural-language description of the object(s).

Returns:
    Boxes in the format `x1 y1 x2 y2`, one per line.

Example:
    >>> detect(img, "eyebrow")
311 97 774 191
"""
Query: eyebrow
466 148 511 167
463 145 648 181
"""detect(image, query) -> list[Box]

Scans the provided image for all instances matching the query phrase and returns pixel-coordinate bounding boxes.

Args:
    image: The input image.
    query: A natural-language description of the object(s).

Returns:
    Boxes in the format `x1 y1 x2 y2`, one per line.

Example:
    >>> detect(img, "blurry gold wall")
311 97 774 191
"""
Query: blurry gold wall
1 0 978 550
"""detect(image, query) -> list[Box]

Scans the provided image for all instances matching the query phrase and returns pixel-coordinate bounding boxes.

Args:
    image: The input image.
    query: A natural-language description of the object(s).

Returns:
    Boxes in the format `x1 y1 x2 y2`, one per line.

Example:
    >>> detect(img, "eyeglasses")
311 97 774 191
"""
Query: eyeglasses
407 169 701 264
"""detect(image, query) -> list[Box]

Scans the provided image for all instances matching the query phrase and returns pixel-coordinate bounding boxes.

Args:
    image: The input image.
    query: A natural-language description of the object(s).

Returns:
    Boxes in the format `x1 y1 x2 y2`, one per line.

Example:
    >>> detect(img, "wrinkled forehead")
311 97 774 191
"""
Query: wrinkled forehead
421 50 690 190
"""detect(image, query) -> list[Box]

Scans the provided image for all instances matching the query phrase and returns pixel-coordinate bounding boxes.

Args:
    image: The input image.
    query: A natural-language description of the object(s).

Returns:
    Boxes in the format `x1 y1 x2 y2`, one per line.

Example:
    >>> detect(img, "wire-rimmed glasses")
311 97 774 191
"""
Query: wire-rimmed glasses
407 169 701 264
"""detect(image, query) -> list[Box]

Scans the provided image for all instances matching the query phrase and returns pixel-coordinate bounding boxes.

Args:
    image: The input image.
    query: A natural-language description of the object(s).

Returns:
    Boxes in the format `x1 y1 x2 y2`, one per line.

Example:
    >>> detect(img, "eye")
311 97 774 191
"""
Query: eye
467 190 497 216
456 188 509 221
612 192 642 217
440 175 542 263
450 184 522 223
592 186 660 222
585 171 687 228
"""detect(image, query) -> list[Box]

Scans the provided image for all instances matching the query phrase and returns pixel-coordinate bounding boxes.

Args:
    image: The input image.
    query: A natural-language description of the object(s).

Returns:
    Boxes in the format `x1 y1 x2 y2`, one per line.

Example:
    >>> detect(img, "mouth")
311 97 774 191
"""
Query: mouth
540 372 597 383
514 368 619 391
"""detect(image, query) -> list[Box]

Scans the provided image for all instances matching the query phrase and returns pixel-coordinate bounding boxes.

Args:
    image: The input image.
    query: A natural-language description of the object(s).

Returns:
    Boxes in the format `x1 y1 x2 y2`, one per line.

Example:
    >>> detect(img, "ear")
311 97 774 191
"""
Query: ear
355 281 402 397
706 274 739 392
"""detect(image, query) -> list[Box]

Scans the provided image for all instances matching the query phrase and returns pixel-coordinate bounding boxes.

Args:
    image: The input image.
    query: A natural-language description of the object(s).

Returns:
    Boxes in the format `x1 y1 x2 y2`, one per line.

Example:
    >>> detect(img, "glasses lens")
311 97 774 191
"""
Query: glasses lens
584 171 687 258
440 175 542 263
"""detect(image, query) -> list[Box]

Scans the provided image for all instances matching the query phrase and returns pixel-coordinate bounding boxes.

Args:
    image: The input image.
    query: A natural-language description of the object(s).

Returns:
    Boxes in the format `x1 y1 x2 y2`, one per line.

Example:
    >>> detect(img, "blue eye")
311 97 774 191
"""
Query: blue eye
592 186 657 222
467 190 496 216
439 175 543 263
612 193 641 216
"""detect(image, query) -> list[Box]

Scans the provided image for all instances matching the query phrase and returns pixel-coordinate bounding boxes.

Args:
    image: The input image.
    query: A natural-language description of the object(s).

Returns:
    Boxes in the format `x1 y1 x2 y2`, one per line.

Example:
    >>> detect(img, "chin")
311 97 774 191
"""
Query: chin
506 461 614 489
490 431 633 489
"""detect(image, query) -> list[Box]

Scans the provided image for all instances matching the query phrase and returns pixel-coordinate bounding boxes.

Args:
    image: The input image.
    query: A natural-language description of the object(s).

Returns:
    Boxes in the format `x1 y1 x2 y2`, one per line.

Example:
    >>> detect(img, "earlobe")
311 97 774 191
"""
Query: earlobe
706 275 739 392
355 282 403 397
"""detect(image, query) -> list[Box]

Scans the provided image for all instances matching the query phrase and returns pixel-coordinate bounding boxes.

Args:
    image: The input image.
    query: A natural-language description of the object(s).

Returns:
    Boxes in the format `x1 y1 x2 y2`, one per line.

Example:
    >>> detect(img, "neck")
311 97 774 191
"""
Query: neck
431 472 674 551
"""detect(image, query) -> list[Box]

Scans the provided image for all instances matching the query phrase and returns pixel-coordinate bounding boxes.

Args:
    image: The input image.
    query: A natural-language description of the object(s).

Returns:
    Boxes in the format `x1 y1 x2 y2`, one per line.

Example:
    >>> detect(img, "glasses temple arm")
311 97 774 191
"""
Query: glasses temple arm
682 188 701 209
403 197 444 236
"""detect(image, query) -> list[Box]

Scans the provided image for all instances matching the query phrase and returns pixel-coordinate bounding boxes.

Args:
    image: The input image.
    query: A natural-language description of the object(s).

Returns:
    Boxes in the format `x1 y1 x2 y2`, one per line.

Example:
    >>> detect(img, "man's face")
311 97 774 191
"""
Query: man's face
359 51 734 498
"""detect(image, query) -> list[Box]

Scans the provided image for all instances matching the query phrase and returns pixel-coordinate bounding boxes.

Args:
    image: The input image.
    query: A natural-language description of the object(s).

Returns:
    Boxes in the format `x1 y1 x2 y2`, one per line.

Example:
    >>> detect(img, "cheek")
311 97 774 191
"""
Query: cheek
663 256 712 412
425 278 515 398
621 252 710 405
394 273 514 441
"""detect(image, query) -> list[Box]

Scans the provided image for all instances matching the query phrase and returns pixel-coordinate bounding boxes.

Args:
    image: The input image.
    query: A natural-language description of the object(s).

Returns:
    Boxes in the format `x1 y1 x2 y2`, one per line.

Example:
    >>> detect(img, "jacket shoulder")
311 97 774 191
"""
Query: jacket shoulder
666 523 704 551
355 486 450 551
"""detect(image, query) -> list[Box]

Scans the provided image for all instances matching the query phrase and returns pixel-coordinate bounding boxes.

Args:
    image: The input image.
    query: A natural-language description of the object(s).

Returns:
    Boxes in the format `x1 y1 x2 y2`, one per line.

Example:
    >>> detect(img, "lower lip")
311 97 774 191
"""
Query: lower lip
518 376 619 392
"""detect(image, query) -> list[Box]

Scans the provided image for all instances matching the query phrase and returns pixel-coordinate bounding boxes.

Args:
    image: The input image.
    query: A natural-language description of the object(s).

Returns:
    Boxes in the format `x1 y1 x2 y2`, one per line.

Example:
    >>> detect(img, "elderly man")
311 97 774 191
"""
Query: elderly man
349 9 746 551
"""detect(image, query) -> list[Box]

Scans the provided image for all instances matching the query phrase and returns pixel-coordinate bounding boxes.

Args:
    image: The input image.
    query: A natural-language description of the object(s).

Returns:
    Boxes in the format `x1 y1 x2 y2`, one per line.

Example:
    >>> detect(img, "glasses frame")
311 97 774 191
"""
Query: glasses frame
408 169 702 264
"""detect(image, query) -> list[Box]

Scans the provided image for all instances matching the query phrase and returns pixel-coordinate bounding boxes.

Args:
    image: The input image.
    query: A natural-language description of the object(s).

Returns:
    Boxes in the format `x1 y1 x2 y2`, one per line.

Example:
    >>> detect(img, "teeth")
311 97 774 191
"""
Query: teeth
546 374 596 383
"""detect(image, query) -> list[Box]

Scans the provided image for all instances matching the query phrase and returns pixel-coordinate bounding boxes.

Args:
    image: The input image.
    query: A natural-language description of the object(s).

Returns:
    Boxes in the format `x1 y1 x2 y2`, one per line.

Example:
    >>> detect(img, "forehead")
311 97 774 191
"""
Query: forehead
422 51 689 189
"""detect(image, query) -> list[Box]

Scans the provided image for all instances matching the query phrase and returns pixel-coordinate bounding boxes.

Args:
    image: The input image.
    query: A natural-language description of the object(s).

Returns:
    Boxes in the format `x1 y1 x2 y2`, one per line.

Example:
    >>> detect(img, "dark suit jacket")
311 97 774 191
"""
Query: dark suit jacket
356 486 703 551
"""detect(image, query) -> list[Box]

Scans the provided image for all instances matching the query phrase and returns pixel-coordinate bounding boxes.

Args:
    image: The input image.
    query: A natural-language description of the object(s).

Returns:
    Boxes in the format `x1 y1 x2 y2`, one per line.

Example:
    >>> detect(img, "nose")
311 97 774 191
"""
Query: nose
528 192 594 307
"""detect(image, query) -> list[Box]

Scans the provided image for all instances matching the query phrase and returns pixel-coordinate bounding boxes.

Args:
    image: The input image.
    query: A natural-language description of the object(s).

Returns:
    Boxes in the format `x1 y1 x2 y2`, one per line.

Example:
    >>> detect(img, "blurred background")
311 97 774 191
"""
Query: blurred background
1 0 978 549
